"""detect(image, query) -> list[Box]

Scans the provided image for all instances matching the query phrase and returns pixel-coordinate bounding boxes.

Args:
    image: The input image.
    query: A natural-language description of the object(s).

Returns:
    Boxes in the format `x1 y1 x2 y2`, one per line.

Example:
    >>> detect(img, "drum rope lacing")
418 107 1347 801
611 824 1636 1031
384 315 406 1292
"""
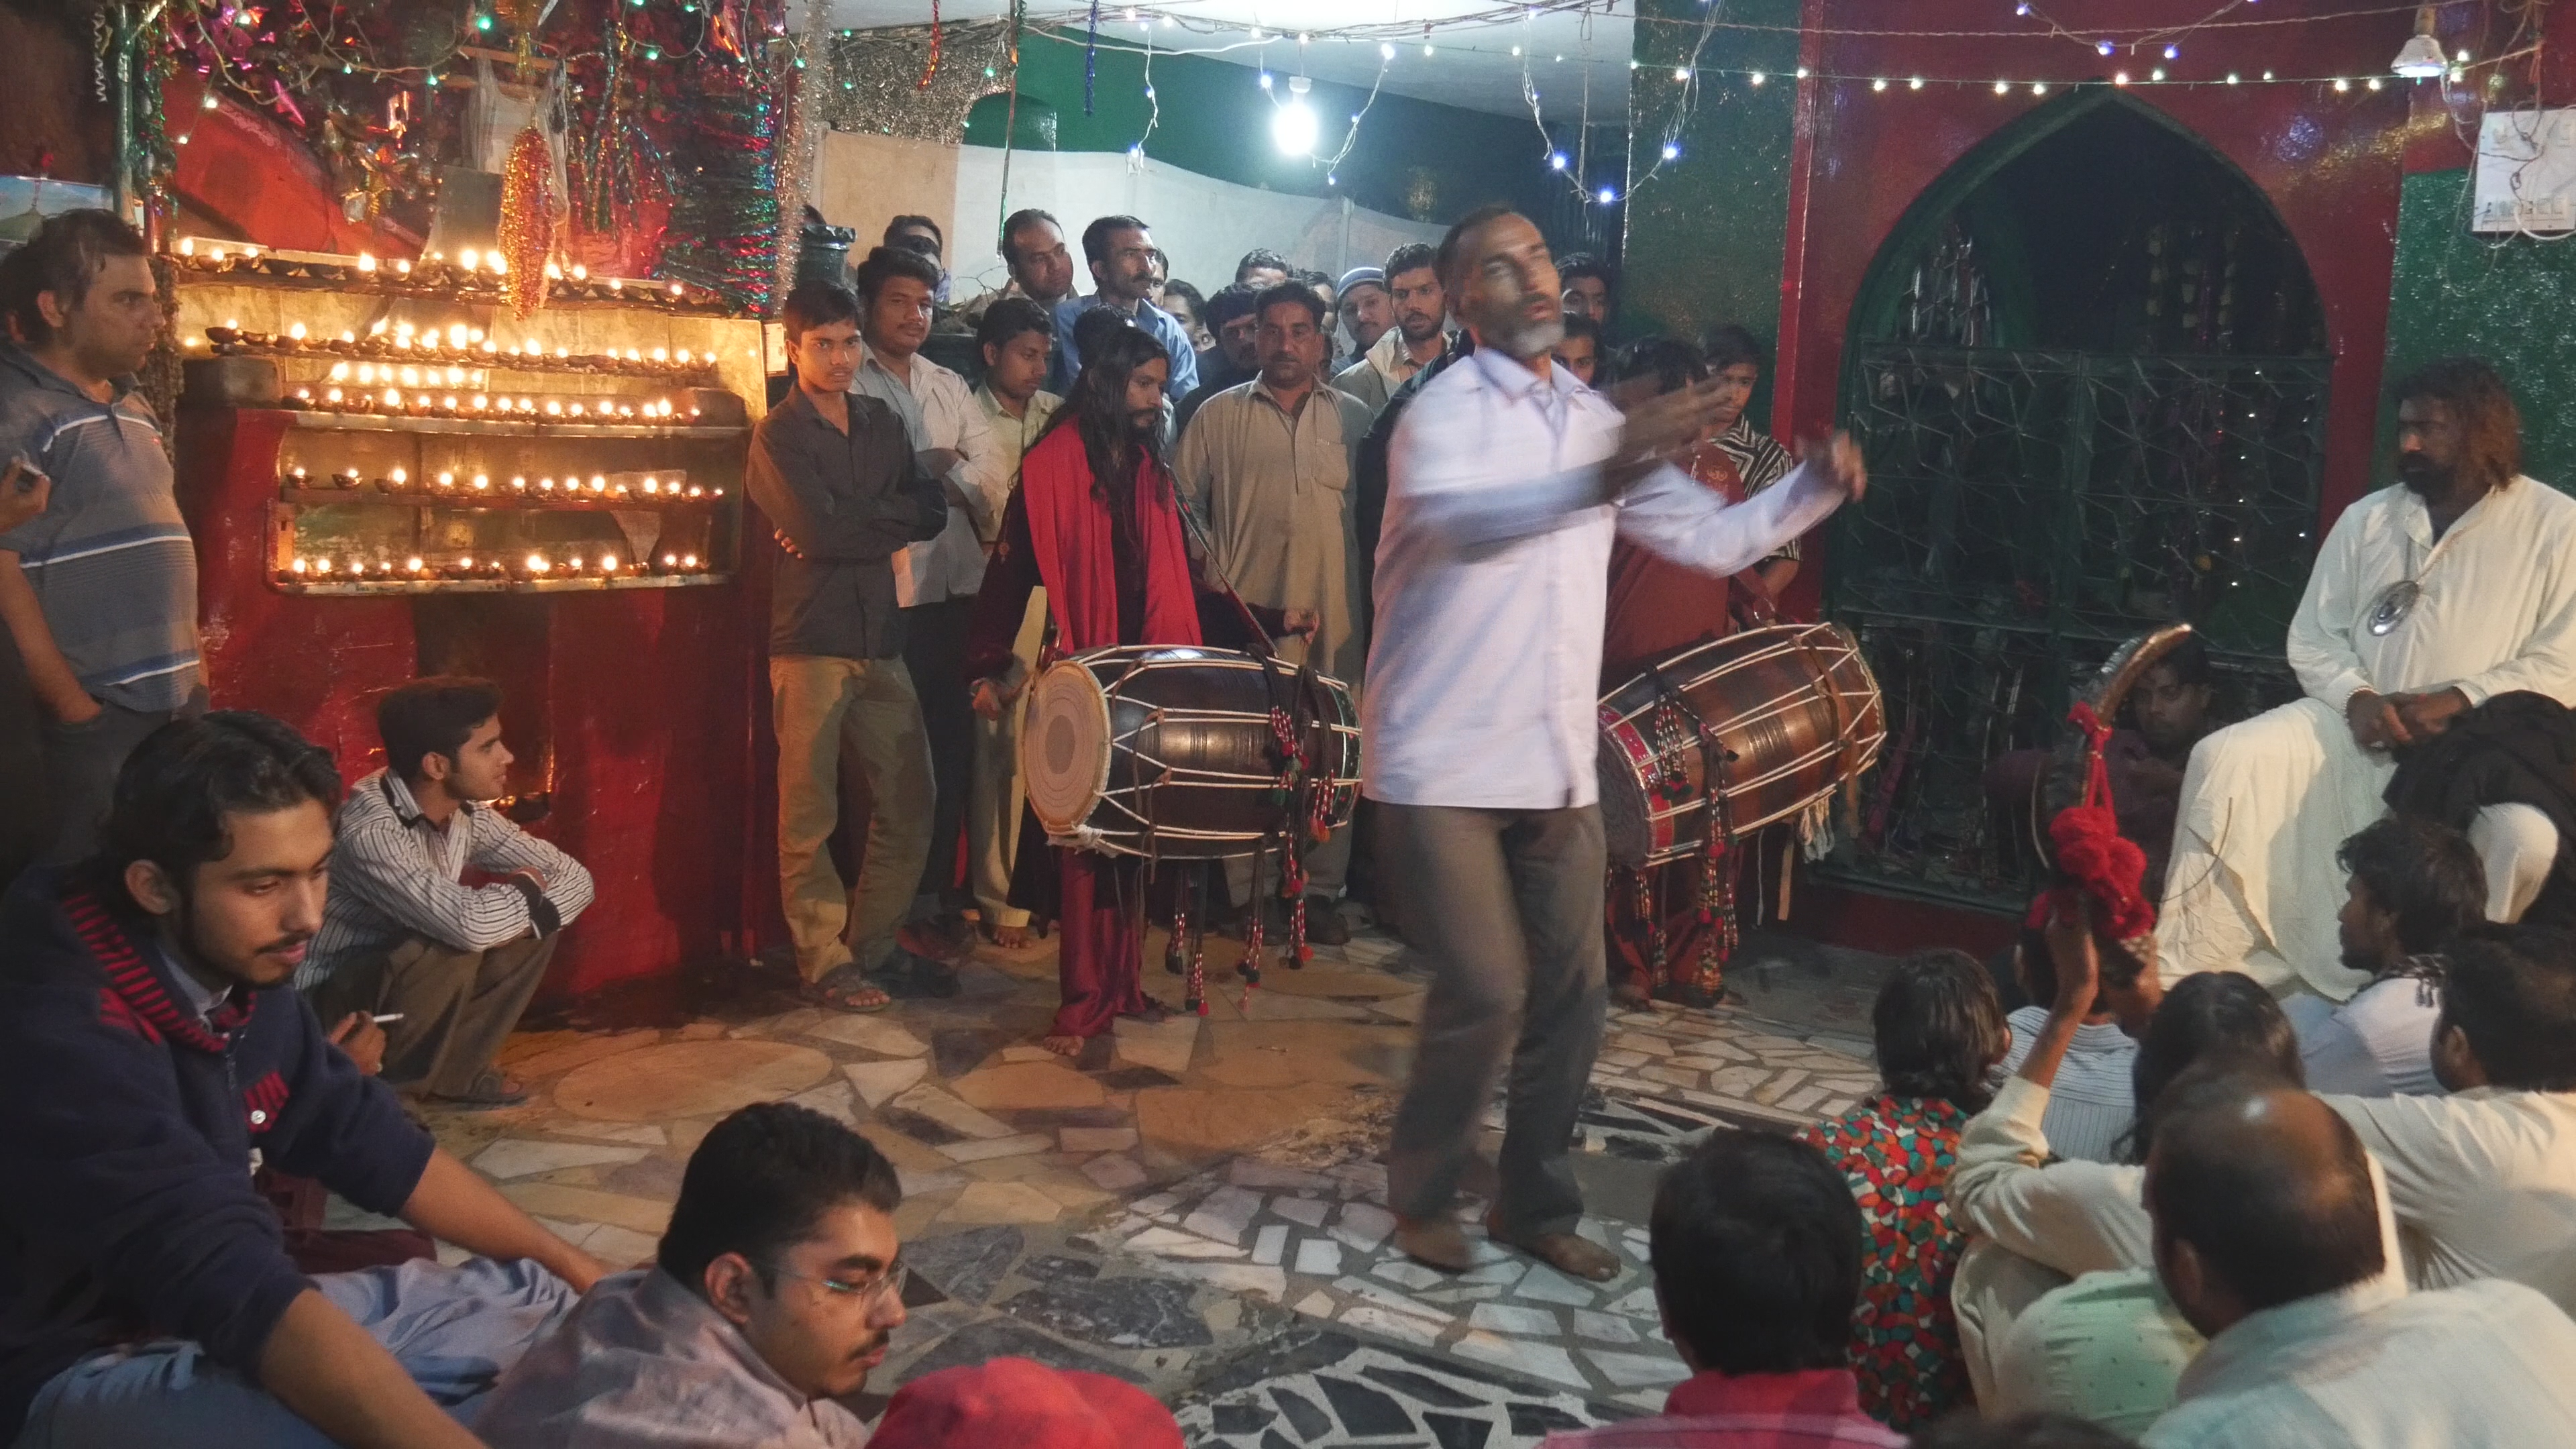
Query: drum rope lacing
1622 663 1739 1005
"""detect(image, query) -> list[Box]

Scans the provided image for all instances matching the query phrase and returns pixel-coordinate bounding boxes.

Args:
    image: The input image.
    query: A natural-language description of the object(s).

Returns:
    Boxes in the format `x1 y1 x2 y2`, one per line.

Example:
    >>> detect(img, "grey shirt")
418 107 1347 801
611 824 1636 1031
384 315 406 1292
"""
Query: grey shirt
475 1268 869 1449
744 387 947 661
0 346 201 712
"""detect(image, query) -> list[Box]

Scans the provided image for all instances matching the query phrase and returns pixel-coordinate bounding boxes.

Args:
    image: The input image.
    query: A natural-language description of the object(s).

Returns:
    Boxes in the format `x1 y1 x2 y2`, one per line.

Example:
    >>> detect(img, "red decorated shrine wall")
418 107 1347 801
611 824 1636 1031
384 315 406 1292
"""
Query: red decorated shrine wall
1770 0 2419 527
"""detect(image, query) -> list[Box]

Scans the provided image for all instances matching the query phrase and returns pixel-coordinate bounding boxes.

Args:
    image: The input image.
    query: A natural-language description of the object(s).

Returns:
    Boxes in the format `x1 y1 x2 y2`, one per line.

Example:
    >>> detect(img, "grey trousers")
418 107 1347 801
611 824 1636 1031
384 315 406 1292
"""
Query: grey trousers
1381 801 1607 1238
309 933 555 1096
40 688 207 865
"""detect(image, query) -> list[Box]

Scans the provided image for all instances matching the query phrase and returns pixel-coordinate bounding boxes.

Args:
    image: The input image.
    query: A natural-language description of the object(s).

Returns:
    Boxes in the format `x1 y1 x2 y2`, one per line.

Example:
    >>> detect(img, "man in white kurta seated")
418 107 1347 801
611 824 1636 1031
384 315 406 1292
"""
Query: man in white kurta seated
2159 357 2576 1002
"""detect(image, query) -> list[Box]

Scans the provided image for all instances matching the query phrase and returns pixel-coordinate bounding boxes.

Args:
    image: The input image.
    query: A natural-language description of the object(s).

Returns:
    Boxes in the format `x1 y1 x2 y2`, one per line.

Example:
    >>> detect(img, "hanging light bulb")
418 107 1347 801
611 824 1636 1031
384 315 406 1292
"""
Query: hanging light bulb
1272 75 1319 155
2392 7 2447 78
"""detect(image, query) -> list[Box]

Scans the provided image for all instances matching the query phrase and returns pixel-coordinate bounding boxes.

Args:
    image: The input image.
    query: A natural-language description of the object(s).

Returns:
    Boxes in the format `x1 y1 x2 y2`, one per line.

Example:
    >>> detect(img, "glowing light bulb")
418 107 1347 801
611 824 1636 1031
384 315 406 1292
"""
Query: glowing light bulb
286 321 307 341
600 553 617 571
405 557 424 573
460 248 480 270
525 553 549 573
471 474 490 490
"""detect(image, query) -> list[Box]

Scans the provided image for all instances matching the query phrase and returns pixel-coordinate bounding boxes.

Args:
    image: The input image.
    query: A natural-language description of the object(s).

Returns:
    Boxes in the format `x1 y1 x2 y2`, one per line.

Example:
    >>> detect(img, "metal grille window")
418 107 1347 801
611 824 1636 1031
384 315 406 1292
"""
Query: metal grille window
1824 345 2325 906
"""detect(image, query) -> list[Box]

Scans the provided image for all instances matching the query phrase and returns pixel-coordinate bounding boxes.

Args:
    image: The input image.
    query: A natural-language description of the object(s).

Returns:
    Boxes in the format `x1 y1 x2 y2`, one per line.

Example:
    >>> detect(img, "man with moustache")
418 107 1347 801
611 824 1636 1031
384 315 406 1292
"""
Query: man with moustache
1334 242 1450 416
1175 283 1374 942
476 1103 909 1448
959 209 1076 328
1369 206 1866 1280
0 712 602 1448
1335 266 1393 359
1046 215 1198 399
1174 283 1262 435
2160 358 2576 1003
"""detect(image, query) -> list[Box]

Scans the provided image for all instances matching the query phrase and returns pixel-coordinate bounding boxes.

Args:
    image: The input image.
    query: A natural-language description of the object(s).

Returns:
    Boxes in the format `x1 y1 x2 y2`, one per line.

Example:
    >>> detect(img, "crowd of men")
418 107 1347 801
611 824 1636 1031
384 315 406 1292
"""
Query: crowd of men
11 193 2576 1449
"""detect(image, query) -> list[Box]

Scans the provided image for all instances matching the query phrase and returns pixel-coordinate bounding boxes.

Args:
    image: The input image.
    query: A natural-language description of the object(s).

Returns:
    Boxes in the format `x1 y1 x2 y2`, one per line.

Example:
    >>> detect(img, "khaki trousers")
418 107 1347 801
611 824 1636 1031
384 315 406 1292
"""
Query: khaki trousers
307 932 555 1096
771 653 933 982
969 593 1049 929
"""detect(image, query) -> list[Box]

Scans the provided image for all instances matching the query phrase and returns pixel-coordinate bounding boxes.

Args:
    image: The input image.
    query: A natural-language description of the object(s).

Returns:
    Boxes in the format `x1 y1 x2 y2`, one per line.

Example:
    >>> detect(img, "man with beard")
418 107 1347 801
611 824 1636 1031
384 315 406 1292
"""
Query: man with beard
1174 284 1262 435
2160 358 2576 1004
476 1102 907 1448
1369 207 1865 1279
966 324 1313 1057
1175 284 1374 943
0 712 599 1448
305 677 594 1108
1335 243 1450 416
1046 215 1198 399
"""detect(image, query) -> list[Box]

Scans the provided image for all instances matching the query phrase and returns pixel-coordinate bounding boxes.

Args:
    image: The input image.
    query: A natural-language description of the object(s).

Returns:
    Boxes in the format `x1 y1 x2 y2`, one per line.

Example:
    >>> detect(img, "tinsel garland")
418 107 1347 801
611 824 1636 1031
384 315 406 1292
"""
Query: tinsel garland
816 22 1016 144
498 124 559 319
1083 0 1099 115
568 1 672 235
655 62 787 313
771 0 830 310
920 0 941 89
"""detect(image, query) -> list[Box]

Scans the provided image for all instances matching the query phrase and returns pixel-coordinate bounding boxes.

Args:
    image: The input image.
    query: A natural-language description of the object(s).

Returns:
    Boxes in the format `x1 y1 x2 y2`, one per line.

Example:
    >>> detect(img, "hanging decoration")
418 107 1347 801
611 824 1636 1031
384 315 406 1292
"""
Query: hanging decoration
816 22 1016 144
656 15 790 313
1083 0 1101 115
773 0 830 311
920 0 943 89
496 124 559 319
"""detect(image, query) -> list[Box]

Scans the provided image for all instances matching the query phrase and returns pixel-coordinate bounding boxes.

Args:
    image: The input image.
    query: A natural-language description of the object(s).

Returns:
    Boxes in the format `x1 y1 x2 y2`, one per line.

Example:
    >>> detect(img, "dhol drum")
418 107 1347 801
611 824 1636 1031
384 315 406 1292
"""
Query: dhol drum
1021 645 1361 860
1598 623 1886 868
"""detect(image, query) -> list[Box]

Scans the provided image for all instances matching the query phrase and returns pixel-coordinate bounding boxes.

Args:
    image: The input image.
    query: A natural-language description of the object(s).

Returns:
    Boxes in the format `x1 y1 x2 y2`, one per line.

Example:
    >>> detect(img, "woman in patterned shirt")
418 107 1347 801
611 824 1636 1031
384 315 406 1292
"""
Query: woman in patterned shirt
1798 949 2011 1430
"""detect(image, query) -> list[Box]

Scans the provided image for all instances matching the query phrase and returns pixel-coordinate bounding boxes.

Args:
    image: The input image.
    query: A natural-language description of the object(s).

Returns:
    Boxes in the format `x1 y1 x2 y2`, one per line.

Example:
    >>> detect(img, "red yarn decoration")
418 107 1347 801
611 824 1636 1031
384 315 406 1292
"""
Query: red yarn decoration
2036 700 2155 941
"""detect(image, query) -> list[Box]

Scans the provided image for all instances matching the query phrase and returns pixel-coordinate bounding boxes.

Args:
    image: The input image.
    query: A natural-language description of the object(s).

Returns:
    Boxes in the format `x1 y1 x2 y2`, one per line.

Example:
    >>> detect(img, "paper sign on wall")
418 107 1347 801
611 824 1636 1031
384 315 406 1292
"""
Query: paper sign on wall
2475 108 2576 233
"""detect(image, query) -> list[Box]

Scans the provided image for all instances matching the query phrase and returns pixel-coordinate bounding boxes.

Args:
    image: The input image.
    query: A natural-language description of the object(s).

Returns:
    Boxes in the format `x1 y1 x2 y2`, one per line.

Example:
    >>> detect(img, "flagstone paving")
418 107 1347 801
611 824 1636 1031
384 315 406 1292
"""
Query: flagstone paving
358 916 1896 1445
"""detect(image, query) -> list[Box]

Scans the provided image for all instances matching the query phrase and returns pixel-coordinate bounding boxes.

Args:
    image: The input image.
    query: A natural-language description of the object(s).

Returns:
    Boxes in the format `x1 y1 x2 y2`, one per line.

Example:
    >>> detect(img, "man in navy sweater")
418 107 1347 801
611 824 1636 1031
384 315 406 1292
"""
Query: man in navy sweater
0 712 606 1448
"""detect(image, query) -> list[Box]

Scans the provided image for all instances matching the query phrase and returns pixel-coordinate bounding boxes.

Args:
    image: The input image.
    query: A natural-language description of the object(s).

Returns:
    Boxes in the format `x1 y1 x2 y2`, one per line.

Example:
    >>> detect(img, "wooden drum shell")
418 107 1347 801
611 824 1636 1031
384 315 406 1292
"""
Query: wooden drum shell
1597 623 1885 868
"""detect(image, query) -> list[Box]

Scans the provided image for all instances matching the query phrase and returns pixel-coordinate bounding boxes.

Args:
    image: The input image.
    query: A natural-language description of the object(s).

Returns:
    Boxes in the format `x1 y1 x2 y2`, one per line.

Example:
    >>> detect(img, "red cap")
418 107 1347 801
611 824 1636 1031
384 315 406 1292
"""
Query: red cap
867 1358 1183 1449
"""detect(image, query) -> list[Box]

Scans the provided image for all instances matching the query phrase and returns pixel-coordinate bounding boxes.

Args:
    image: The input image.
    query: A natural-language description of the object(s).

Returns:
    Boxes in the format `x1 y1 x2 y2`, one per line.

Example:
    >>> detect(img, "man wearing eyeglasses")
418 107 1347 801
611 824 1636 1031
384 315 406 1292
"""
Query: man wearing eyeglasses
476 1102 908 1447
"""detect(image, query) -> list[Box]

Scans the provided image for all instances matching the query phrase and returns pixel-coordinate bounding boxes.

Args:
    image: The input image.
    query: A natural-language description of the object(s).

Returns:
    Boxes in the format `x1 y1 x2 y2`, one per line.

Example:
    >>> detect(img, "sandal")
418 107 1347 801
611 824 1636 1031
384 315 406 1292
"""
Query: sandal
804 963 892 1013
425 1069 531 1110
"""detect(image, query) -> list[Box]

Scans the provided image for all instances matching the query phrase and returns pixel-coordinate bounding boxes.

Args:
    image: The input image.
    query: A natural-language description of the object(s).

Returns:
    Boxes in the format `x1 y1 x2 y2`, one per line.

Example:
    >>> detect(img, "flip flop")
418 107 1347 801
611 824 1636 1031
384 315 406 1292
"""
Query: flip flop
425 1069 531 1110
805 963 893 1013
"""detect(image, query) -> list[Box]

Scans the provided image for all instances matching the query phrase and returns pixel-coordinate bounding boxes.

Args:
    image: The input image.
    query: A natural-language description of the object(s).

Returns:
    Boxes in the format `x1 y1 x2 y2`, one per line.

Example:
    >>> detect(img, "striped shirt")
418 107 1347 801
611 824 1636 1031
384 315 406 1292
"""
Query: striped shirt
0 346 201 712
1712 417 1799 561
301 769 595 990
1998 1006 2140 1163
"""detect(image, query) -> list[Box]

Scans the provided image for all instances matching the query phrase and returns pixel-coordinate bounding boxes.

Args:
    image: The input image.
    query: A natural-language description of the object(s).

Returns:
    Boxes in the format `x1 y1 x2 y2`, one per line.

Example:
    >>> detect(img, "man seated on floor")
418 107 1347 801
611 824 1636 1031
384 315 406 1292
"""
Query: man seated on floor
2141 1065 2576 1447
2159 358 2576 1001
2290 816 2485 1095
2322 922 2576 1313
0 711 603 1448
303 676 594 1109
1996 900 2155 1164
475 1102 908 1448
1543 1129 1906 1448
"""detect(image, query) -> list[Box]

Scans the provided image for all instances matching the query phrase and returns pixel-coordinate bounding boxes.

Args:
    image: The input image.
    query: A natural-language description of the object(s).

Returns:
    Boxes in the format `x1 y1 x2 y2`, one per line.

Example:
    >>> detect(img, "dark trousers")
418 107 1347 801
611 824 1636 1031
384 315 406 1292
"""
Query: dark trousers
40 686 207 865
900 595 978 911
1380 802 1608 1238
309 933 555 1096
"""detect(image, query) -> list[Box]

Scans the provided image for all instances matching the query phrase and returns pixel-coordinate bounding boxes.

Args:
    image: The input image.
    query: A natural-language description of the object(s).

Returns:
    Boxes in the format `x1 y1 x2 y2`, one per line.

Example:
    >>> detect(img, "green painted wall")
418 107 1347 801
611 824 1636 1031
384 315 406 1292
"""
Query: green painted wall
965 27 1621 256
1618 0 1801 362
2385 167 2576 490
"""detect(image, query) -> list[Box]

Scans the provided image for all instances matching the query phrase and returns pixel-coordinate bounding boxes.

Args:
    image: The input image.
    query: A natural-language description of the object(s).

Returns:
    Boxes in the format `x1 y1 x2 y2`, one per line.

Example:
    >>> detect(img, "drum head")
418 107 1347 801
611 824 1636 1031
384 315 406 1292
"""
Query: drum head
1023 661 1115 837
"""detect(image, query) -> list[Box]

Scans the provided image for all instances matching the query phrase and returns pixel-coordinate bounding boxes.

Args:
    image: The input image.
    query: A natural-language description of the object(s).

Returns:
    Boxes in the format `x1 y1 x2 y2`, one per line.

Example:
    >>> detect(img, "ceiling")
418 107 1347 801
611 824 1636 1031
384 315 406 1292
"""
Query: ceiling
800 1 1635 123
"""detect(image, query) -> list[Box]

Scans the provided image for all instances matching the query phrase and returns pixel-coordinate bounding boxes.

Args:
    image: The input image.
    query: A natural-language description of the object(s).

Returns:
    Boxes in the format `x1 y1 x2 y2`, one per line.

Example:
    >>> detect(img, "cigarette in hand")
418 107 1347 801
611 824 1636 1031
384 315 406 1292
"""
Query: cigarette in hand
372 1012 406 1024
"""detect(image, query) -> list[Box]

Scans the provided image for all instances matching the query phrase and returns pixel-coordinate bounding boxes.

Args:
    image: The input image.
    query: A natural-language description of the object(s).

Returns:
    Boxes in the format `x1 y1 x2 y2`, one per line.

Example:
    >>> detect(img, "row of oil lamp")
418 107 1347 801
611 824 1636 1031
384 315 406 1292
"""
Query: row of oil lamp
280 466 718 502
196 321 716 381
281 385 700 423
171 237 733 316
277 551 709 584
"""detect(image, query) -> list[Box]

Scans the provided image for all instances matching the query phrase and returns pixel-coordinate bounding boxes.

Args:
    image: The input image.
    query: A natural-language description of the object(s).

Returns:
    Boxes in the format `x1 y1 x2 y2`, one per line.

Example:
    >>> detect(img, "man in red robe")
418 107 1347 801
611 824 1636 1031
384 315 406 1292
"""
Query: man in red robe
966 321 1310 1055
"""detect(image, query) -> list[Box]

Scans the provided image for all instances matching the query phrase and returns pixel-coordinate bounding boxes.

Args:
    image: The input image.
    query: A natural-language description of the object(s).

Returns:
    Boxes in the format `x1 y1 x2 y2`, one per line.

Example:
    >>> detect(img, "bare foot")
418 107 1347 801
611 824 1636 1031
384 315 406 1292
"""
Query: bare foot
1395 1217 1474 1273
1489 1213 1620 1281
1042 1032 1085 1057
990 922 1028 949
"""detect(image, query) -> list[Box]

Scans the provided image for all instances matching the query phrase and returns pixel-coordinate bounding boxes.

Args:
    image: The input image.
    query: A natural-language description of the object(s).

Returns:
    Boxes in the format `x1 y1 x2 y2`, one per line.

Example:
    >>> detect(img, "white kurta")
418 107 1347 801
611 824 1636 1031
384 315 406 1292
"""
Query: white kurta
2157 476 2576 999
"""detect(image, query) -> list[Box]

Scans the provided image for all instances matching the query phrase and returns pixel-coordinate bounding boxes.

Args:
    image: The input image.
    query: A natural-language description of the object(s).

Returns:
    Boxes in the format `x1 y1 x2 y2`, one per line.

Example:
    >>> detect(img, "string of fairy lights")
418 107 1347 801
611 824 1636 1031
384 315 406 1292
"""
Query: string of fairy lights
977 0 2529 213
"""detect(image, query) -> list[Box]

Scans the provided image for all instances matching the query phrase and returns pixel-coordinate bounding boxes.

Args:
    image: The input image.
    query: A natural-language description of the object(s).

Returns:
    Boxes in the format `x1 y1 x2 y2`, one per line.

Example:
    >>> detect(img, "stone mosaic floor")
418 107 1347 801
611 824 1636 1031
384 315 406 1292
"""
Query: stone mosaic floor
361 916 1892 1445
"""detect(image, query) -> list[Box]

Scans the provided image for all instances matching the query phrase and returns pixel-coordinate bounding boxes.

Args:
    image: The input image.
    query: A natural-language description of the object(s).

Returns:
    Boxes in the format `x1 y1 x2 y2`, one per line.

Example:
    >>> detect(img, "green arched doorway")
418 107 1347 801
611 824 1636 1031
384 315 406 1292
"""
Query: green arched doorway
1822 89 2330 906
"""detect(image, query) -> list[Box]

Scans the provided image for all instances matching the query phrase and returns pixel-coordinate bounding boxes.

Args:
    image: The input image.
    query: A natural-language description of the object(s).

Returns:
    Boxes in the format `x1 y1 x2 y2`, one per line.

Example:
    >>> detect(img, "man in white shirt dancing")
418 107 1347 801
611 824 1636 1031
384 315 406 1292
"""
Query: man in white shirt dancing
2159 358 2576 1001
1368 206 1863 1278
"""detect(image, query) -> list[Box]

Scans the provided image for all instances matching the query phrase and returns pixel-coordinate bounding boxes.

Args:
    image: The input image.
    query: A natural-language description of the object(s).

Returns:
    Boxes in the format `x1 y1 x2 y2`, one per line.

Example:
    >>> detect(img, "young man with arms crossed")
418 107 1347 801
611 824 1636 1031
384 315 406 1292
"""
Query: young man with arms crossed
967 297 1060 949
747 282 949 1014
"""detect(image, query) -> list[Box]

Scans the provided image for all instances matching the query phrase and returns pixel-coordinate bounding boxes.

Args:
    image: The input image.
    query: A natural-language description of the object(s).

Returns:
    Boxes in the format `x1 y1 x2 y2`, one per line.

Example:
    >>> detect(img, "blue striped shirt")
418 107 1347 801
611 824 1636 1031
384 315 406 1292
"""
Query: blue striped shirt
0 347 201 712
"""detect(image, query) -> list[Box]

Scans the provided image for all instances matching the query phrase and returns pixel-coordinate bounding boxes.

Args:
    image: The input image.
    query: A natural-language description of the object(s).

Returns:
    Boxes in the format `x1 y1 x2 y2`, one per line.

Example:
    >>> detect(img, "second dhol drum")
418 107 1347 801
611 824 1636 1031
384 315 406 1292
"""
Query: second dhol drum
1598 623 1886 868
1021 645 1361 860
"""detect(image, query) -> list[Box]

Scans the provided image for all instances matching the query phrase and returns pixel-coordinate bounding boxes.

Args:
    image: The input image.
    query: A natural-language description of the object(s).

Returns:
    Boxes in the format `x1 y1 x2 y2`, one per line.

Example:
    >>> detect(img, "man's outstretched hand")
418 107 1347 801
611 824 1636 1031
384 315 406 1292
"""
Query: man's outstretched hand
1801 431 1868 502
